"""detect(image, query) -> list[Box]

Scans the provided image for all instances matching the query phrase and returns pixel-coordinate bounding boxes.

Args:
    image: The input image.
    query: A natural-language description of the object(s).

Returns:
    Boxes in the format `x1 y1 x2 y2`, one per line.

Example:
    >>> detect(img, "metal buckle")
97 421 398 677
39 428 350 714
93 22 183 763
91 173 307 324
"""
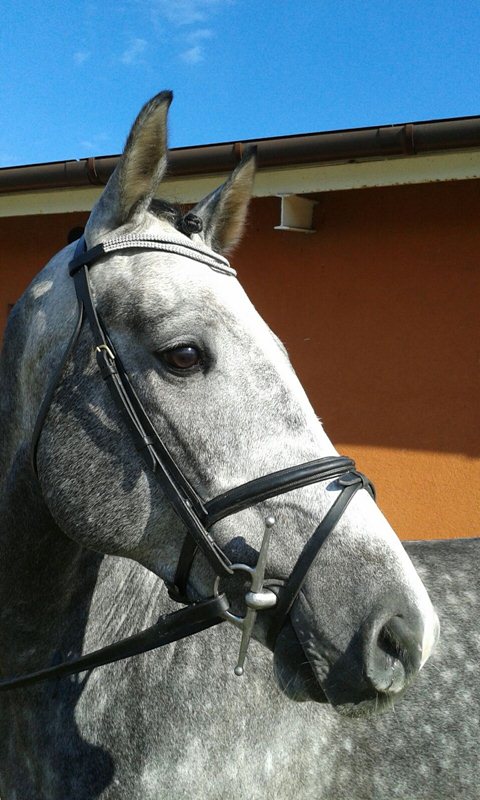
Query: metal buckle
95 343 115 361
214 516 277 676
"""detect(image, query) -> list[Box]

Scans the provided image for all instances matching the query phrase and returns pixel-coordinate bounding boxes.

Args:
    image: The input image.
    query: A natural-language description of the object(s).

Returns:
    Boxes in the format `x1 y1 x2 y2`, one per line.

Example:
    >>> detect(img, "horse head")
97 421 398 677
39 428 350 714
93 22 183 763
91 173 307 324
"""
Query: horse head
29 91 438 717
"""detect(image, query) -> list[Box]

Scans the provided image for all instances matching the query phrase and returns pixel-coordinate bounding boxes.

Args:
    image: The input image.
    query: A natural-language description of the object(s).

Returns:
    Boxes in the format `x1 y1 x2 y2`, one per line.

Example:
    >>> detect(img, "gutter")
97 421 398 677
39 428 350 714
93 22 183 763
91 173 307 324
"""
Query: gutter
1 116 480 195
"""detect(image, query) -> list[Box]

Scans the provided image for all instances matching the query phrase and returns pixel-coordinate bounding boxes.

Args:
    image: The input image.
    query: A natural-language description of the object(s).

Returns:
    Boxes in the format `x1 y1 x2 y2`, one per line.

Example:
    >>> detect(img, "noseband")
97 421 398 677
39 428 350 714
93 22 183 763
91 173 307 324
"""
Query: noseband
0 234 374 691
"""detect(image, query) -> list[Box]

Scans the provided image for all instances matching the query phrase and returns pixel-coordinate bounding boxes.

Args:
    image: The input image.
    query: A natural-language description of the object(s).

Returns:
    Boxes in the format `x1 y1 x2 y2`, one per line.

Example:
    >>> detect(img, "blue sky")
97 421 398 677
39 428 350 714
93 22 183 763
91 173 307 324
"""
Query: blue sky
1 0 480 167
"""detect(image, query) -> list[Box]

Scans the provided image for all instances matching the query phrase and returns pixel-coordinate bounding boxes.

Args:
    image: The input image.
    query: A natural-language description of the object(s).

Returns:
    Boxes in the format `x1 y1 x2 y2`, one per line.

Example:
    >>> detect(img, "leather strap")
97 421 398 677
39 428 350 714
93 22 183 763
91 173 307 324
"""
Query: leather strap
266 471 374 648
0 594 229 692
171 456 357 601
72 256 233 578
205 456 356 526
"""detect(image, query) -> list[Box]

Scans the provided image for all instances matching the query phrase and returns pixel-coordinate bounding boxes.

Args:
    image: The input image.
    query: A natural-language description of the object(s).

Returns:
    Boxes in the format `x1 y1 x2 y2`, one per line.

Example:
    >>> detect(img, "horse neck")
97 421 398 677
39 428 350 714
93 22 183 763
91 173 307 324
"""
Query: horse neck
0 437 96 658
0 439 167 683
0 299 105 666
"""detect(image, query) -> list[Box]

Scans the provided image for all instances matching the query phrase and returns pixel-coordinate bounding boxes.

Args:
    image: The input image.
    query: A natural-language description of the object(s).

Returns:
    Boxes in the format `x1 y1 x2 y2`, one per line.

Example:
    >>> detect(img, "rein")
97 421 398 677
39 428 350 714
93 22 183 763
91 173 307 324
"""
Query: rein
0 235 374 692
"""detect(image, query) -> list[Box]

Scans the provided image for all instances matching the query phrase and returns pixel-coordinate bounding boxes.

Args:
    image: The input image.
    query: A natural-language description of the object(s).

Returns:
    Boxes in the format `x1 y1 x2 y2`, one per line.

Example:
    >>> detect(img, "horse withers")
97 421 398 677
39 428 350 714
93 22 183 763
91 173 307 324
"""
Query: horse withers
0 92 438 799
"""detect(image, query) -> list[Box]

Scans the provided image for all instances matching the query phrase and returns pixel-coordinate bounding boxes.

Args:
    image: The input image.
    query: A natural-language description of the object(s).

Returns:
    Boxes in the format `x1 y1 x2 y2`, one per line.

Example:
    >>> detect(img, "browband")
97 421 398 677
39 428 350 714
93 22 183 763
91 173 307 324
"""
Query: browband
69 234 236 277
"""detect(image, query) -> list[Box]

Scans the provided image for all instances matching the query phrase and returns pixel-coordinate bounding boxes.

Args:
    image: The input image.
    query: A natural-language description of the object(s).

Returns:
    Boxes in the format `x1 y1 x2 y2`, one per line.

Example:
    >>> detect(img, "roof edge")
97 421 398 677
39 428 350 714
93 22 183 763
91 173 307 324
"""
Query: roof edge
1 116 480 195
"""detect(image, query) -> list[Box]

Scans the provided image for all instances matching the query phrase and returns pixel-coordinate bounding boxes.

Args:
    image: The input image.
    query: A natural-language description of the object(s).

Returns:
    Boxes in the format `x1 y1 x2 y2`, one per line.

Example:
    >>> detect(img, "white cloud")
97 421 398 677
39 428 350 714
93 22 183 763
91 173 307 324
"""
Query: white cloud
120 38 148 65
73 50 90 65
186 27 213 43
127 0 230 67
179 28 214 63
150 0 228 27
180 45 203 64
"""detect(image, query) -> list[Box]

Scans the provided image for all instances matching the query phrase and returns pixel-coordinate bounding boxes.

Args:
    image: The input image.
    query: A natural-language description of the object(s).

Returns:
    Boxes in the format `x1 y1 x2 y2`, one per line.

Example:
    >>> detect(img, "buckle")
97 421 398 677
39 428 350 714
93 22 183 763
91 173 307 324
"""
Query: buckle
338 471 362 487
95 344 117 378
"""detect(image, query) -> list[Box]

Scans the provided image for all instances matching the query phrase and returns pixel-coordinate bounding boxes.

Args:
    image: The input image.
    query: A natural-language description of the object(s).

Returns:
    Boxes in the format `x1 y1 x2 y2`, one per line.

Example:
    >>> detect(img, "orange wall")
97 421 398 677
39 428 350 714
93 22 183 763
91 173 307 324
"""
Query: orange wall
1 179 479 539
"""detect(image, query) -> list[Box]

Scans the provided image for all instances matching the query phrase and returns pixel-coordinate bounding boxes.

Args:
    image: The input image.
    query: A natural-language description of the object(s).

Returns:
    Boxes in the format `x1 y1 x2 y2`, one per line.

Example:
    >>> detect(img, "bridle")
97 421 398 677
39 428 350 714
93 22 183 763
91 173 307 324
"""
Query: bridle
0 232 375 692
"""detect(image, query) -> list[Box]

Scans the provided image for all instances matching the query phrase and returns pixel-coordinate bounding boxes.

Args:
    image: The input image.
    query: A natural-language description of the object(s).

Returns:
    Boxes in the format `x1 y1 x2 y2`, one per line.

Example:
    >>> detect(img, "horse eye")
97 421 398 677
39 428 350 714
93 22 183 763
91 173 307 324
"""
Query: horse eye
161 345 202 371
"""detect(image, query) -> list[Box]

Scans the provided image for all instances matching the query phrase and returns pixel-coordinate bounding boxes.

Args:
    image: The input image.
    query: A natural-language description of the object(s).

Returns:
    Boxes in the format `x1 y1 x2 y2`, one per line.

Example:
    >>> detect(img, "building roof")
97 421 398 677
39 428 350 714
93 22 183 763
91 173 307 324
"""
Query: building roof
1 115 480 218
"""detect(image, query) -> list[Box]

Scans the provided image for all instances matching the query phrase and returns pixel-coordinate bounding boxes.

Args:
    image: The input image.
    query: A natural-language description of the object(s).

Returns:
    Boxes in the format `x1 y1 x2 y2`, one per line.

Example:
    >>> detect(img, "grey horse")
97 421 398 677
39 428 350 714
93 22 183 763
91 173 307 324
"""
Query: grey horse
0 91 445 799
330 537 480 799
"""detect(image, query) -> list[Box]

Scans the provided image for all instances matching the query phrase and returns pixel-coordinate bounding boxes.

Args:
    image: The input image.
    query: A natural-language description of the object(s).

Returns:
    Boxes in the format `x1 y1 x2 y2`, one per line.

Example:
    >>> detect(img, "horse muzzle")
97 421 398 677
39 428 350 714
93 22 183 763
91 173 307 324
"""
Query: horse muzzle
285 591 440 716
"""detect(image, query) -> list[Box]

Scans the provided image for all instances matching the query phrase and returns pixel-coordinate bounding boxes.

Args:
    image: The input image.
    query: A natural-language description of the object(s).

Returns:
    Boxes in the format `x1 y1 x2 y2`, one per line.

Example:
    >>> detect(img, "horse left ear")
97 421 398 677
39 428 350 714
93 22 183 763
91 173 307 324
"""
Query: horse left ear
190 149 256 254
85 91 172 241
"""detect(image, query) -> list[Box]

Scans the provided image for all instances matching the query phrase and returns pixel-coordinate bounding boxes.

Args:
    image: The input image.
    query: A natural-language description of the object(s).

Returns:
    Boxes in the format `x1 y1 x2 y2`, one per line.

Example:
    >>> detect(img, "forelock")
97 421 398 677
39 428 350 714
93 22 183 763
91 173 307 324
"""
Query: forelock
149 198 184 230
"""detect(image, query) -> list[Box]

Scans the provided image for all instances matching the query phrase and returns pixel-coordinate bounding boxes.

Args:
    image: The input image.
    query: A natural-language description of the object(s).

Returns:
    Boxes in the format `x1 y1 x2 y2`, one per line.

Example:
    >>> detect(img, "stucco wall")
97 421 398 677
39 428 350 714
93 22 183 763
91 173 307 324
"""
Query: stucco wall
1 178 478 539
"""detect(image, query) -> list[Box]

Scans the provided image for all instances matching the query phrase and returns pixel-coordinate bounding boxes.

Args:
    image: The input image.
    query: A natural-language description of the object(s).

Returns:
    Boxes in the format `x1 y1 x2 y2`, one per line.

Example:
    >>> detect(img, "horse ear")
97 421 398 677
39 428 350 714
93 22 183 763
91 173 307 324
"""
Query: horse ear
190 149 256 254
85 91 172 240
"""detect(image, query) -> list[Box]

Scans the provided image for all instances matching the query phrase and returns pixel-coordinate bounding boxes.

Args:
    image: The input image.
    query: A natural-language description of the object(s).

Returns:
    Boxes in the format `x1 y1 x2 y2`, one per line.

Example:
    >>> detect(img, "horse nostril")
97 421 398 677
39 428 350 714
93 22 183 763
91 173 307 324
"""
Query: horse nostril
367 613 424 695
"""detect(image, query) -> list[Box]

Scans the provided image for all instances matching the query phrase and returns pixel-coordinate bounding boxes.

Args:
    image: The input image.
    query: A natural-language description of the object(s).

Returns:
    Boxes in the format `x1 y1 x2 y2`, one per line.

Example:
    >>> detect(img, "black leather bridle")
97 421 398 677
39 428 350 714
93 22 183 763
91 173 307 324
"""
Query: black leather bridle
0 233 374 692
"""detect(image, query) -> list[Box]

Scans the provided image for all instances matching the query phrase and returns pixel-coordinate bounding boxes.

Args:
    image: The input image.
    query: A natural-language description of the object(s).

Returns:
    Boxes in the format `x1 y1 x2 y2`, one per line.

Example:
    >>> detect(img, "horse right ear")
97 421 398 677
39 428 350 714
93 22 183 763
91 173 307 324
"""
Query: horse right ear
189 149 256 255
85 91 172 243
